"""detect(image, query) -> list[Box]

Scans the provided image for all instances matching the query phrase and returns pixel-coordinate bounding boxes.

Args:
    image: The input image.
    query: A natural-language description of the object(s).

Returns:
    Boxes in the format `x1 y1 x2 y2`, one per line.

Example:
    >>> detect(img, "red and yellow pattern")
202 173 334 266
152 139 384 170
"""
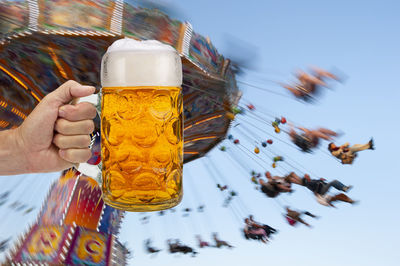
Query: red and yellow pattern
12 225 71 264
27 226 64 257
38 169 78 225
66 228 111 265
64 175 104 230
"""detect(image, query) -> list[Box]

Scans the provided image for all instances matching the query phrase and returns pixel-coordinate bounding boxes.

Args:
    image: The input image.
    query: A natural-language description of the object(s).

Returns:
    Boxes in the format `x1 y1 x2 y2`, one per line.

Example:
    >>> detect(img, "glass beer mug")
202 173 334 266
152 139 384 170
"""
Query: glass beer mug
78 38 183 212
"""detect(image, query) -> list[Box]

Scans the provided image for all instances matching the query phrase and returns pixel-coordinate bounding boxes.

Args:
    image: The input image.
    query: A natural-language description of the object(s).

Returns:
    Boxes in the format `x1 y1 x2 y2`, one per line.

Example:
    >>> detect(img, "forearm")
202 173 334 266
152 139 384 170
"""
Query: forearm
0 129 28 175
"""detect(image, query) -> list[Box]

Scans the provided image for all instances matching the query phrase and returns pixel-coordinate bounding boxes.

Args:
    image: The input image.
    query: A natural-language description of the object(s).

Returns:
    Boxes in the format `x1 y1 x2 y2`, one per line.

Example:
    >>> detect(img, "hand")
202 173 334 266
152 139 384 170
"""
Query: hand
15 80 96 173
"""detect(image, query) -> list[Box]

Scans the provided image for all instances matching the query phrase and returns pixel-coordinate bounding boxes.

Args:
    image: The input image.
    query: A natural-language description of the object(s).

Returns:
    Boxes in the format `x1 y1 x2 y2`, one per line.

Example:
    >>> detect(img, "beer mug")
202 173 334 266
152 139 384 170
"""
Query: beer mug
79 38 183 212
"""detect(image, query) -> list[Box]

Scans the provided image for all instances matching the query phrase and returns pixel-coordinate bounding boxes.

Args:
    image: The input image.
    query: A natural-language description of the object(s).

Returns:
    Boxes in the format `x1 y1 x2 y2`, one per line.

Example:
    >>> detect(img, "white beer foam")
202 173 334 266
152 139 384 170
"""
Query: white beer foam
101 38 182 87
106 38 176 53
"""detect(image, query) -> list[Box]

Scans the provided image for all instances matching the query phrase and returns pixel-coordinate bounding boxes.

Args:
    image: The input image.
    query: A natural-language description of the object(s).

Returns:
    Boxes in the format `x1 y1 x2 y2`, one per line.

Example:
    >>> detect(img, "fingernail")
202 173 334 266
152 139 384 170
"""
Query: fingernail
58 107 66 117
83 86 96 94
73 86 95 96
59 149 66 158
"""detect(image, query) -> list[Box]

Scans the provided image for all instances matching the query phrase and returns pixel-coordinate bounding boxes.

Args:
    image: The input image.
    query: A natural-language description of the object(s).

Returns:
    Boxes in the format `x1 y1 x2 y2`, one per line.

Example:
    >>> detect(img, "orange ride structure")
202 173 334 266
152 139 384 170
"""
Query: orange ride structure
0 0 240 264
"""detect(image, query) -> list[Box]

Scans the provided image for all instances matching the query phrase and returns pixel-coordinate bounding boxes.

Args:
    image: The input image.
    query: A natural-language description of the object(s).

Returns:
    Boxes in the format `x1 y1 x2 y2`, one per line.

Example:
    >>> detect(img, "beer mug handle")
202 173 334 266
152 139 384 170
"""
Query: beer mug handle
73 93 102 182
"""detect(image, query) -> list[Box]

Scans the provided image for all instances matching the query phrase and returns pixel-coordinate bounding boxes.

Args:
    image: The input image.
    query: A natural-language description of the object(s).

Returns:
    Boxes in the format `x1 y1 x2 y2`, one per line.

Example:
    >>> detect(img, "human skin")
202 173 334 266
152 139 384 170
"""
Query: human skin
0 80 96 175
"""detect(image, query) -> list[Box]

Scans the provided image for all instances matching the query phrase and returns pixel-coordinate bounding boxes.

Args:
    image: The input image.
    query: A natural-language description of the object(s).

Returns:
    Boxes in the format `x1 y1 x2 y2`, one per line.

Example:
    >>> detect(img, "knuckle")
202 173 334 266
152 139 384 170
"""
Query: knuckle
39 96 50 107
65 80 78 86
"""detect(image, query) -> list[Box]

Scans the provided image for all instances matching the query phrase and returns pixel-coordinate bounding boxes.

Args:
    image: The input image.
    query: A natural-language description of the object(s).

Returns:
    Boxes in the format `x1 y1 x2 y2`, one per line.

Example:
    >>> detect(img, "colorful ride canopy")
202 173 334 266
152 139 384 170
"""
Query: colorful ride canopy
0 0 240 163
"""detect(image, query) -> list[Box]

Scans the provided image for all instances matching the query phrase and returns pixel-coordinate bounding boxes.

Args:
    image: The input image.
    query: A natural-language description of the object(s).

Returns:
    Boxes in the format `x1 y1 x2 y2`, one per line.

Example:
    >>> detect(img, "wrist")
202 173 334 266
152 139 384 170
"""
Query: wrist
0 128 29 175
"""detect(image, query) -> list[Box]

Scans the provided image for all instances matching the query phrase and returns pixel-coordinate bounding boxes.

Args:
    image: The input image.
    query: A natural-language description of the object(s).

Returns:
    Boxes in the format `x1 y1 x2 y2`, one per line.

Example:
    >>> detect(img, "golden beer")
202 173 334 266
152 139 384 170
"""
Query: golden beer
100 39 183 211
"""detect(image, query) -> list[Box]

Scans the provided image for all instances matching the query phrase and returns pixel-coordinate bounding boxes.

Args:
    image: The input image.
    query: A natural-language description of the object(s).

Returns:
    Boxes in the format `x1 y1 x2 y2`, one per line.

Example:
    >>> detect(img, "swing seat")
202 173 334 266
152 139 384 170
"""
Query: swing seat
225 112 235 120
247 104 255 110
262 142 267 147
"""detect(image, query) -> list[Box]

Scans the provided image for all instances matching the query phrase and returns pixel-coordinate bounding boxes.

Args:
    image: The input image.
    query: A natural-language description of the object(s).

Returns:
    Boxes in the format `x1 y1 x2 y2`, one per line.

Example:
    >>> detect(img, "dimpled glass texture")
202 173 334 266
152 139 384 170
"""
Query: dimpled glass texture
101 86 183 211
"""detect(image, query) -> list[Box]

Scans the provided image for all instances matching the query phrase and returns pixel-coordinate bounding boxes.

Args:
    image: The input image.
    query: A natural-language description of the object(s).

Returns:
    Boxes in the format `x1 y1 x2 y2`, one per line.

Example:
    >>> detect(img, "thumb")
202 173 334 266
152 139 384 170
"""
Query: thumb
46 80 96 106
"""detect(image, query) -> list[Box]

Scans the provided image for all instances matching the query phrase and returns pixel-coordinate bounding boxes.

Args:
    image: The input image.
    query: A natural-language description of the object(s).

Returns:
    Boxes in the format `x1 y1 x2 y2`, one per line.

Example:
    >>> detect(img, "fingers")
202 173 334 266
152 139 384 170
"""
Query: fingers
53 118 93 164
51 82 96 165
58 102 97 121
53 134 91 149
46 80 96 105
59 148 92 164
55 119 94 135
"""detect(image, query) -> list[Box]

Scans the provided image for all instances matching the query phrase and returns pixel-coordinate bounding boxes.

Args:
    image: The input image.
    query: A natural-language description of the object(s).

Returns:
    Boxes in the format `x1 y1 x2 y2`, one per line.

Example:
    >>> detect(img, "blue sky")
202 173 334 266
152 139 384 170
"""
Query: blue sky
119 1 399 265
1 0 400 265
